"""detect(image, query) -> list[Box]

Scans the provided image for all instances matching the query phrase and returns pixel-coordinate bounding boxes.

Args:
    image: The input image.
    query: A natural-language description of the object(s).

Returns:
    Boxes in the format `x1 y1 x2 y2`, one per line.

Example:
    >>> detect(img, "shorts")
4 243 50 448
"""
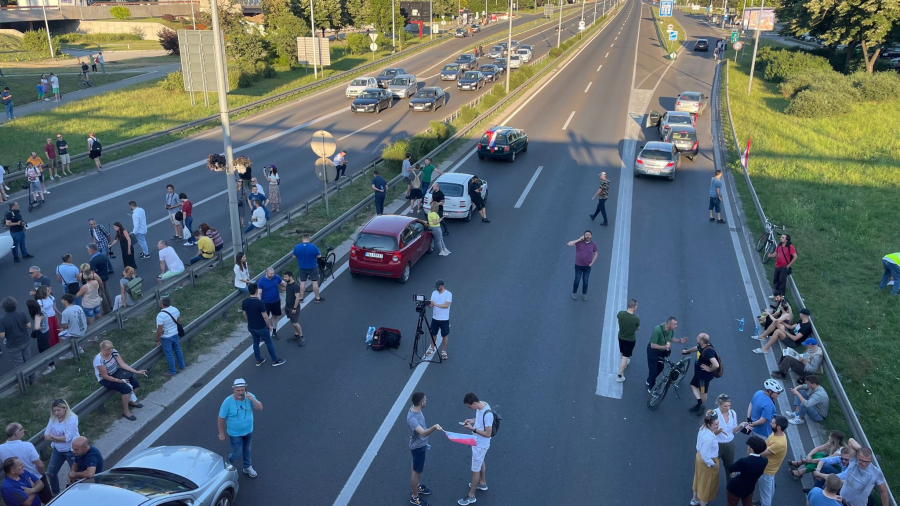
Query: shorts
618 338 636 358
298 267 319 282
471 446 488 472
168 212 179 224
471 198 485 211
286 306 300 323
52 87 59 94
264 301 282 317
89 150 101 160
59 153 70 164
411 446 427 474
409 188 423 200
784 333 802 348
430 319 450 337
690 375 712 393
83 305 101 318
99 376 140 394
709 196 721 213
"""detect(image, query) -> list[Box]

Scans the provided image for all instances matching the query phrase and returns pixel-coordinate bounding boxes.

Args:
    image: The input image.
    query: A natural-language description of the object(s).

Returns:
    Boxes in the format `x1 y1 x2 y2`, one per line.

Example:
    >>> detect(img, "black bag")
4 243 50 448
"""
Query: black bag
371 327 401 351
111 367 134 381
174 211 183 222
163 309 185 337
65 281 80 295
483 409 502 438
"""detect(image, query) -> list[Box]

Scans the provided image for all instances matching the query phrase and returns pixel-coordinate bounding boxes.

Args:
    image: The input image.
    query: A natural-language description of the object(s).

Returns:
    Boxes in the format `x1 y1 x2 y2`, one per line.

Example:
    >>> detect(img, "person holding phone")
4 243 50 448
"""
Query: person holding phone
218 378 263 478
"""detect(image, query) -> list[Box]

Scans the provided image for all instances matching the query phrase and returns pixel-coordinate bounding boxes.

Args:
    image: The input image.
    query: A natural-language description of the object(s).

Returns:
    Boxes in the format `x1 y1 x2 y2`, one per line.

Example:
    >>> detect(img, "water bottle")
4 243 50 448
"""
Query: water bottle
366 326 376 344
738 318 745 332
752 323 760 339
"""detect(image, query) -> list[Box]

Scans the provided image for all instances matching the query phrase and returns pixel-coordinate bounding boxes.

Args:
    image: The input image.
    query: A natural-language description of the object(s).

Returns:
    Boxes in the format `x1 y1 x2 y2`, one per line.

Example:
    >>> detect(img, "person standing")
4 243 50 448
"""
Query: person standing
157 240 185 281
129 201 150 259
1 87 12 121
691 409 720 506
218 378 263 478
256 268 284 339
28 266 52 297
90 55 97 73
5 202 33 262
408 392 442 506
67 436 103 484
1 457 45 506
725 436 768 506
646 317 688 390
0 422 49 504
768 233 797 294
87 133 102 172
156 297 186 376
42 399 79 496
402 152 413 197
265 166 281 213
40 75 49 102
879 251 900 295
468 175 489 223
567 231 598 301
372 170 388 215
292 234 323 303
427 208 449 256
56 134 72 176
98 52 105 73
50 73 60 102
333 151 347 180
44 139 58 180
0 298 35 384
756 416 788 506
234 252 251 294
430 182 448 236
615 299 640 382
164 185 183 240
458 393 493 506
180 193 195 245
109 223 137 272
420 158 442 203
589 172 610 225
282 271 304 345
408 164 424 214
743 379 782 438
86 243 112 314
242 283 285 367
682 333 720 414
713 394 740 476
428 280 452 360
709 169 725 223
88 217 115 266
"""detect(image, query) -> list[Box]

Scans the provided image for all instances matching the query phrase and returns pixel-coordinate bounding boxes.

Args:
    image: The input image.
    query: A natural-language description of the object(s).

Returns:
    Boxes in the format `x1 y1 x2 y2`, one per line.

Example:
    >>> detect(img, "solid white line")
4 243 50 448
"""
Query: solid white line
562 110 576 130
337 120 382 141
597 64 603 71
514 166 543 208
584 82 592 93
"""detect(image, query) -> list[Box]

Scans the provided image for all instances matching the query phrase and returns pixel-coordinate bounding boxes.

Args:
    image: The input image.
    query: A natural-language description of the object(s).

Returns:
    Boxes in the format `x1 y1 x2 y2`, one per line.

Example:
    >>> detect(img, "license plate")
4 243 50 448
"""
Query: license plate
415 105 424 110
365 252 383 259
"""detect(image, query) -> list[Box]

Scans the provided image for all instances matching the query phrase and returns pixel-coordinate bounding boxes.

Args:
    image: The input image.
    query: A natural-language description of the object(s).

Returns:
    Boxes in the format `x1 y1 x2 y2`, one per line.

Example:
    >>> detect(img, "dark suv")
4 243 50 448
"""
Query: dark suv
476 126 529 162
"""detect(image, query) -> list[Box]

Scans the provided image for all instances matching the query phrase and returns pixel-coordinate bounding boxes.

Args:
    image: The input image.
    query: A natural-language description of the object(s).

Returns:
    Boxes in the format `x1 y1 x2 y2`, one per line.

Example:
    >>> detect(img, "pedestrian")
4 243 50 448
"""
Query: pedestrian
0 422 49 505
178 192 195 245
1 87 13 121
98 52 105 73
187 230 214 265
646 317 688 390
408 392 442 506
713 394 741 476
0 297 36 384
34 285 58 347
25 163 44 204
430 182 448 236
90 55 97 72
291 234 324 303
838 442 889 506
249 176 266 196
50 73 60 102
743 379 782 439
682 333 720 414
93 340 147 421
709 169 725 223
55 134 72 176
246 184 268 216
80 60 89 82
40 74 50 101
372 170 387 215
879 251 900 295
1 457 45 506
0 164 7 202
234 252 251 294
427 280 452 360
808 475 844 506
87 133 102 172
164 184 183 240
155 297 186 377
691 409 720 506
218 378 263 478
25 300 54 376
157 240 186 281
114 266 138 311
458 392 493 506
468 175 490 222
88 217 115 265
109 222 137 272
242 283 285 366
75 265 103 325
768 233 797 294
725 436 768 506
770 337 823 382
244 199 267 234
44 139 58 180
256 267 285 339
86 242 112 314
787 374 829 425
42 398 79 496
615 299 640 382
199 223 224 252
567 231 598 300
5 202 33 262
589 172 610 225
427 207 449 256
755 307 812 354
67 436 103 485
420 158 442 203
333 151 347 180
756 416 788 506
28 266 52 297
129 201 150 258
408 164 424 213
402 152 413 196
282 271 304 345
36 81 44 103
265 166 281 212
57 295 86 360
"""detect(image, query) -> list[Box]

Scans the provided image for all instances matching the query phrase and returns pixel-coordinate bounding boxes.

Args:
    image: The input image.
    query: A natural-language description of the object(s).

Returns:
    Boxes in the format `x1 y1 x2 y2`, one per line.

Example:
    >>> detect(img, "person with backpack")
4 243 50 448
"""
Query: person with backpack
681 333 720 415
408 164 424 214
115 266 141 311
459 392 496 506
87 132 102 172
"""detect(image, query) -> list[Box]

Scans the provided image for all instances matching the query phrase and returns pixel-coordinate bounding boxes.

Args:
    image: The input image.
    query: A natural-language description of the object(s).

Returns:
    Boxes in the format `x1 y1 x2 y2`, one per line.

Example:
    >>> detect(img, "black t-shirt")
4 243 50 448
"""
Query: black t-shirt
694 344 718 380
726 455 768 497
81 63 89 73
242 298 268 330
468 180 484 201
432 190 445 214
0 311 30 349
791 321 813 338
56 139 69 155
372 175 387 194
89 253 109 281
4 210 24 233
284 281 300 311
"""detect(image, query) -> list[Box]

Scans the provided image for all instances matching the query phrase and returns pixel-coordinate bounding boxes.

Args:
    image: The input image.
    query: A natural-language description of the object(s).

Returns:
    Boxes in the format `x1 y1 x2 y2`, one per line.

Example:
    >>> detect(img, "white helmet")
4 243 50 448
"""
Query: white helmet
764 379 784 394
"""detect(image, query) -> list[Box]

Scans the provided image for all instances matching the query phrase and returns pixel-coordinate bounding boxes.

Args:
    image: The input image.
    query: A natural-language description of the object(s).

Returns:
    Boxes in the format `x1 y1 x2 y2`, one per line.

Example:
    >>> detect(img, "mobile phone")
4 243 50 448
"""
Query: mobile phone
458 421 466 426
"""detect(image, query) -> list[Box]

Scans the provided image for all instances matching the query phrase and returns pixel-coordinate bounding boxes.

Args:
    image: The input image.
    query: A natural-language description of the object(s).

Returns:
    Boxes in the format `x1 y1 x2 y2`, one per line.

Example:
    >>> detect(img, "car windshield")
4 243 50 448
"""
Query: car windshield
358 91 380 99
681 93 701 101
480 66 494 72
390 77 410 85
379 69 398 77
671 131 696 141
463 72 479 79
480 132 508 145
494 59 506 65
91 468 197 498
350 79 370 86
491 46 502 51
510 55 520 60
356 233 398 251
415 89 437 98
517 49 528 54
668 115 692 125
443 64 459 71
435 183 466 197
641 149 673 161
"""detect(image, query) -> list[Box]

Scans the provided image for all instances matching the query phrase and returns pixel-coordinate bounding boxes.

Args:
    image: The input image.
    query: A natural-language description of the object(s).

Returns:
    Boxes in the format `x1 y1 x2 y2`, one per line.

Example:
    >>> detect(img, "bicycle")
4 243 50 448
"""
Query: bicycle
755 218 786 264
79 74 94 89
317 245 336 280
647 354 692 410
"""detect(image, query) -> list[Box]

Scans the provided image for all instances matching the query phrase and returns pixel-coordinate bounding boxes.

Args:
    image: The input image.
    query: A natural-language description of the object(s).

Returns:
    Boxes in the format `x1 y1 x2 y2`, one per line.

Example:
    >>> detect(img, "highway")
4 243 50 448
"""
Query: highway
0 7 591 374
104 3 810 505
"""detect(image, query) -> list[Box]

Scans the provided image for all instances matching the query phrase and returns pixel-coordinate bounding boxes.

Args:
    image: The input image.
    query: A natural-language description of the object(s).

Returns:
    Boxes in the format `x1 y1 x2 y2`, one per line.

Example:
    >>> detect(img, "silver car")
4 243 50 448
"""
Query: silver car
674 91 709 115
516 48 532 62
488 45 505 58
634 141 680 180
388 74 418 99
49 446 239 506
346 76 377 98
646 110 695 139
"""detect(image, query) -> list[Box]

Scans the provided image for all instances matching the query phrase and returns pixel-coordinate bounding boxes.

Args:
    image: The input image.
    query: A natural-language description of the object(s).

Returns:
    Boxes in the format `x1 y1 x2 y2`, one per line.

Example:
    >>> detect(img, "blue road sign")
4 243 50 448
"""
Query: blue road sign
659 0 673 16
668 30 677 41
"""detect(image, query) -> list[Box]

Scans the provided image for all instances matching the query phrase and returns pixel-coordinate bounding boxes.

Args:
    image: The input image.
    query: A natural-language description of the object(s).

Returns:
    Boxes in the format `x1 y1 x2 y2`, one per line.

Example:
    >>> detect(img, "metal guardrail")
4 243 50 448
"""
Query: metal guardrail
719 62 896 506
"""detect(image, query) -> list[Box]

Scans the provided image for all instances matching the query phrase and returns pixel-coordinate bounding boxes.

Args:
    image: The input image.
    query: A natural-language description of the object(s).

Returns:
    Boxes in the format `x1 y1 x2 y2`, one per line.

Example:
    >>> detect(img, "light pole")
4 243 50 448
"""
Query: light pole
592 0 597 25
746 0 764 95
721 0 727 29
557 0 562 47
40 0 54 59
505 0 513 92
580 0 585 26
208 0 243 255
310 0 319 78
392 0 397 51
430 0 433 39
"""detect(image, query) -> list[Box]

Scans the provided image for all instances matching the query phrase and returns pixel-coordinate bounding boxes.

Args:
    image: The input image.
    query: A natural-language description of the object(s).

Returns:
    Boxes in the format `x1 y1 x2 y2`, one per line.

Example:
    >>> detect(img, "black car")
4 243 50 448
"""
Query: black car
441 64 463 81
409 87 447 112
455 54 478 70
479 64 502 82
457 71 485 91
351 88 393 113
694 39 709 52
376 68 407 88
476 126 528 162
455 28 469 37
471 24 481 33
492 58 508 72
664 124 699 160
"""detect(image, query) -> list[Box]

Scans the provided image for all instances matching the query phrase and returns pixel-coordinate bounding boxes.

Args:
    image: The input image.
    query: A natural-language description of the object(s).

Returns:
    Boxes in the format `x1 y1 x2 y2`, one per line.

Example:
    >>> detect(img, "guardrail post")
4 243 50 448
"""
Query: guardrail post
16 371 26 395
189 266 196 287
116 309 124 329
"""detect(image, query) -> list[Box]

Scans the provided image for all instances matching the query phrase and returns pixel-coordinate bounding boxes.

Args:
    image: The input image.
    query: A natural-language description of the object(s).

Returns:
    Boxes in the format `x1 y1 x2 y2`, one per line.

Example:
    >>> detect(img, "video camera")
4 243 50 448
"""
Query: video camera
414 294 430 313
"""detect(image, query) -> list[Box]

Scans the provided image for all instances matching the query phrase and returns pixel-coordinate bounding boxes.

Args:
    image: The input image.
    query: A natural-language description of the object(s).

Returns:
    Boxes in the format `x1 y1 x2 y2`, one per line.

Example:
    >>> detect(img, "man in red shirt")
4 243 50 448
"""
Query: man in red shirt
44 138 58 180
567 231 598 301
768 234 797 294
179 192 195 246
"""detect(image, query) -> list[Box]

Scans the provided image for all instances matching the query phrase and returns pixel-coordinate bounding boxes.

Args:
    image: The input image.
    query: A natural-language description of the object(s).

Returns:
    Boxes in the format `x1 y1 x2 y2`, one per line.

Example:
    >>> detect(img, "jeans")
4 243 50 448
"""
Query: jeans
47 448 76 495
880 258 900 294
433 228 446 252
773 266 789 294
244 223 259 235
374 195 385 215
591 198 608 224
646 346 665 387
794 398 825 422
250 327 279 362
97 243 114 273
160 336 186 374
236 286 249 294
4 102 12 121
813 463 841 488
758 473 775 506
572 265 591 294
184 216 194 243
11 230 28 258
228 433 253 469
134 232 149 256
189 254 208 265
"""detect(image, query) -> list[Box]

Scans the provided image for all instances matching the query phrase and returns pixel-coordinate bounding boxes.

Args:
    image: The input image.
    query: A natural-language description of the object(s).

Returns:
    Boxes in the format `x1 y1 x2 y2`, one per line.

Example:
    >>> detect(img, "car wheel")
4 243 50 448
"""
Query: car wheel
509 150 516 162
398 263 411 283
668 172 676 181
464 208 473 222
350 270 360 278
522 142 528 152
214 490 234 506
426 236 435 254
478 154 485 160
376 104 381 114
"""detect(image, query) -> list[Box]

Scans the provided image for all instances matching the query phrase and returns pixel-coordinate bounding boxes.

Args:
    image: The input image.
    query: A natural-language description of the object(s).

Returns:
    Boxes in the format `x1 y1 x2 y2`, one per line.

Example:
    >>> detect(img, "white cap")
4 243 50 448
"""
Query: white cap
233 378 247 388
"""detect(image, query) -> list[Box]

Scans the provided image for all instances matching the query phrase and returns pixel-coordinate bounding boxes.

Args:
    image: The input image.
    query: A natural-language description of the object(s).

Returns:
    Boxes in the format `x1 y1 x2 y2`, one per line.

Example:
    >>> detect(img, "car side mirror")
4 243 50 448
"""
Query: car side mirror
647 110 661 127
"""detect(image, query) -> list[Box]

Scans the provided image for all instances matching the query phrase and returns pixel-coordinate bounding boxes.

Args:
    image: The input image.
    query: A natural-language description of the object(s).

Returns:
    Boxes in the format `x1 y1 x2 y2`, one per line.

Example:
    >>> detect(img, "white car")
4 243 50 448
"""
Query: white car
509 54 522 69
516 48 532 63
346 77 377 98
0 234 12 260
423 173 489 222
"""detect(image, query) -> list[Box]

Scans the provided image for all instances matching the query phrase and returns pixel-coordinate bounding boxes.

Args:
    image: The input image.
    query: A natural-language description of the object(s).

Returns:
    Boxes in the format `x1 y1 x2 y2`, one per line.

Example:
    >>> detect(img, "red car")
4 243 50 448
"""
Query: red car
349 215 435 283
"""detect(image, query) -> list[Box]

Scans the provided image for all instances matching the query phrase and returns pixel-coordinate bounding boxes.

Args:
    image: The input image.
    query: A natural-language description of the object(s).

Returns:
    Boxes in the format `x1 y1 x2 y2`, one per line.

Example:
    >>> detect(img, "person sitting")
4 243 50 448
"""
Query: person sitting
770 337 823 382
93 340 147 421
758 291 784 329
787 375 828 425
188 230 215 265
807 474 844 505
753 300 792 344
789 430 844 479
755 308 812 354
812 446 855 489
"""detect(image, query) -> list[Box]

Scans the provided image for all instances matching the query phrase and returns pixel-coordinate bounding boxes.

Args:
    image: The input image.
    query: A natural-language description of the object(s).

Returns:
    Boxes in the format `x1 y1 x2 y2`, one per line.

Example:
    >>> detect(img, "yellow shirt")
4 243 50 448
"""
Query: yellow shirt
427 211 441 229
27 156 43 169
763 433 787 475
197 236 215 259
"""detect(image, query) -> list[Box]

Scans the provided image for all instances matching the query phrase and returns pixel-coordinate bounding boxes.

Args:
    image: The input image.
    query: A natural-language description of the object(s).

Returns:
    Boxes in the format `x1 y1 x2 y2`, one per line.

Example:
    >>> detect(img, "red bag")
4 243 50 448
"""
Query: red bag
371 327 402 351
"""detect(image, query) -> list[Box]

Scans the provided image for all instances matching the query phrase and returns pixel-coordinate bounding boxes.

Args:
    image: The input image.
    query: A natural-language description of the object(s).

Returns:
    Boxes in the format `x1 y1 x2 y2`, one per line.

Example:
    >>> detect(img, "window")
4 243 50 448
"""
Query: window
400 226 415 246
410 222 425 238
355 233 398 251
438 183 465 197
671 131 695 141
641 149 673 161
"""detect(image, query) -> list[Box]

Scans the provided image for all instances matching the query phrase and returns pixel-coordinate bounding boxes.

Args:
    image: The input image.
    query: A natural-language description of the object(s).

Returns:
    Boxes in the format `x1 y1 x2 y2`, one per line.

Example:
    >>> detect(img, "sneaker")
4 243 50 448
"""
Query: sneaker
458 496 476 505
44 190 50 194
616 375 625 383
571 293 577 300
439 250 449 256
255 358 266 366
717 219 727 224
242 466 258 478
582 294 588 301
481 219 490 223
752 348 769 354
770 371 787 380
751 334 763 340
183 241 194 247
709 217 715 222
272 359 287 367
140 253 151 259
468 483 488 491
410 497 429 506
41 365 56 375
287 335 300 342
788 416 805 425
688 404 701 413
418 484 433 495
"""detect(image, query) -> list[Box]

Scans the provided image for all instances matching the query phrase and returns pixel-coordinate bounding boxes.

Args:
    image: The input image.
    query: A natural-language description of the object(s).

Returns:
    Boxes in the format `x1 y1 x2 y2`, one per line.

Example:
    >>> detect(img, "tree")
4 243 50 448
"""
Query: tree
157 28 180 55
267 11 309 66
296 0 346 37
203 2 267 65
345 0 369 27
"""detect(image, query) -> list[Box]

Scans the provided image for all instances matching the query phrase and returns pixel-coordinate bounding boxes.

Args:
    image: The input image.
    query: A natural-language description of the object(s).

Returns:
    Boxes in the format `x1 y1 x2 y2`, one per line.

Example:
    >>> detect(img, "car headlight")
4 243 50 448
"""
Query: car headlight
225 462 236 471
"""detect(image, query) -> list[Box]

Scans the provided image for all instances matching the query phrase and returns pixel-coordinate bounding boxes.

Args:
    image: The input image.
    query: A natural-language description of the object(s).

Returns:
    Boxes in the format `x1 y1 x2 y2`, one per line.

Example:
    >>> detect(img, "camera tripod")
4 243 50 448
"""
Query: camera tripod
409 310 444 368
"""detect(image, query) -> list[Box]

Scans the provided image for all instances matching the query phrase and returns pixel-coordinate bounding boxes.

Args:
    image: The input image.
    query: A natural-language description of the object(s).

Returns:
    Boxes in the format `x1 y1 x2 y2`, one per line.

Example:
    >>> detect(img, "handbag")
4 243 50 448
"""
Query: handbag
162 309 185 337
111 368 134 381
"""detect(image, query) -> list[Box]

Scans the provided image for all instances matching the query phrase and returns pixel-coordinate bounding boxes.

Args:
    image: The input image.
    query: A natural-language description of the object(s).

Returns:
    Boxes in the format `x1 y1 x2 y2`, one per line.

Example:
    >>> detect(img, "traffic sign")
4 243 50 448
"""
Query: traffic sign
668 30 677 41
368 33 378 42
659 0 673 17
733 41 743 50
314 158 337 184
667 24 673 30
310 130 336 158
370 42 378 52
578 20 586 31
730 30 739 43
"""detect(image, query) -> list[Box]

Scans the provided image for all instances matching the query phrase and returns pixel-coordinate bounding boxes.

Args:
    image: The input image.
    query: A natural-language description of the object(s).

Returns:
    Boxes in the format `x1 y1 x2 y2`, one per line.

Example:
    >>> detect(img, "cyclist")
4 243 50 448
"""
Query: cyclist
80 61 90 83
25 163 44 205
742 379 783 438
645 316 688 392
681 333 719 415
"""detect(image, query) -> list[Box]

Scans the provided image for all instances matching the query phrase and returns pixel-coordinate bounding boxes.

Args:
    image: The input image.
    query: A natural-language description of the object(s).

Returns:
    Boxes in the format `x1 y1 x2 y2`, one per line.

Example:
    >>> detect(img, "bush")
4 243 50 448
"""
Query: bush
255 60 276 78
162 13 176 22
346 32 370 55
457 105 477 124
779 71 848 99
22 29 59 55
228 68 254 89
549 46 562 58
158 28 179 55
480 92 499 109
58 33 141 43
159 71 185 91
785 88 844 118
381 139 411 172
130 26 146 39
850 71 900 102
273 54 292 71
762 49 832 83
110 6 132 20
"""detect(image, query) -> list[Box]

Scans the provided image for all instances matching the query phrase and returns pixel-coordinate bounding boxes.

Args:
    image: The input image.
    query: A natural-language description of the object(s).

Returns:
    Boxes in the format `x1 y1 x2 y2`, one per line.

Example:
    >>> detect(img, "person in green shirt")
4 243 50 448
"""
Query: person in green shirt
616 299 640 383
420 158 443 205
645 316 688 391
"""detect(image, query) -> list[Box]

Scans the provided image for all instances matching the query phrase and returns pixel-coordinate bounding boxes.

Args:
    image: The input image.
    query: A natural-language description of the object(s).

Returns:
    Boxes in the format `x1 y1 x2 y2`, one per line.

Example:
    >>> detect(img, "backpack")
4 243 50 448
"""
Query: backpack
410 171 421 189
370 327 401 351
483 408 501 438
125 277 143 300
90 138 102 152
705 345 724 379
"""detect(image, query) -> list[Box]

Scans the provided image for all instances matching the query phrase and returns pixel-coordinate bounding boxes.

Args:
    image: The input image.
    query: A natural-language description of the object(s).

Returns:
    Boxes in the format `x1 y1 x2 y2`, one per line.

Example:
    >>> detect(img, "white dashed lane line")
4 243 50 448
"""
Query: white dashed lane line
584 82 592 93
597 64 603 71
562 110 576 130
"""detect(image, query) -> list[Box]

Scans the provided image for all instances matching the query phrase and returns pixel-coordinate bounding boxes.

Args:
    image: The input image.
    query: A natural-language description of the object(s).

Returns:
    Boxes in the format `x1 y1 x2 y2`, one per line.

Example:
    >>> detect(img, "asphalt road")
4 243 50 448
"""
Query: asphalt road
108 3 809 505
0 7 590 375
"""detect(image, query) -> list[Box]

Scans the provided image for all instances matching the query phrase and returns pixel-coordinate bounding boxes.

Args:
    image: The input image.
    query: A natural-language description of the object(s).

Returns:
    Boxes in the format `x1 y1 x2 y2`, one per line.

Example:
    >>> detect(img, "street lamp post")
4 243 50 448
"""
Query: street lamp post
505 0 513 92
310 0 319 78
392 0 397 51
40 0 54 59
592 0 597 25
557 0 562 47
746 0 764 95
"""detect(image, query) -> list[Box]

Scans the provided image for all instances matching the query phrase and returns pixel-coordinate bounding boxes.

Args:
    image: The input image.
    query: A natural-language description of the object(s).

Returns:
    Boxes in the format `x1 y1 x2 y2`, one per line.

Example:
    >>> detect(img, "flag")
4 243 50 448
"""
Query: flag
740 138 751 171
444 431 477 446
486 130 496 150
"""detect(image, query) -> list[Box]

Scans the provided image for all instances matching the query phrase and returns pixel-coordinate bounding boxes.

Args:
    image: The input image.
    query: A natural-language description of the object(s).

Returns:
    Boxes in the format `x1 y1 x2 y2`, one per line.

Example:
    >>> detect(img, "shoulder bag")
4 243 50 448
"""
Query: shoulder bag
163 310 185 337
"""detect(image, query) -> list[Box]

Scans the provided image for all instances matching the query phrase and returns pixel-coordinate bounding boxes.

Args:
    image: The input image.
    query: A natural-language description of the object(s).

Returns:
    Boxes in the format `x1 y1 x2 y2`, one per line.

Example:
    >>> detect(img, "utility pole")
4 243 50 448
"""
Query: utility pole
430 0 433 39
208 0 243 255
310 0 319 78
592 0 597 25
505 0 513 92
40 0 54 59
392 0 397 51
721 0 727 29
557 0 562 46
746 0 764 95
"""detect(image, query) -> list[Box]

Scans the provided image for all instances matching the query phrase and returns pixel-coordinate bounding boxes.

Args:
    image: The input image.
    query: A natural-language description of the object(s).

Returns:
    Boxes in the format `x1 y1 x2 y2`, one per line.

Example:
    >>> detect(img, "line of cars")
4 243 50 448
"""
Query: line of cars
636 92 708 180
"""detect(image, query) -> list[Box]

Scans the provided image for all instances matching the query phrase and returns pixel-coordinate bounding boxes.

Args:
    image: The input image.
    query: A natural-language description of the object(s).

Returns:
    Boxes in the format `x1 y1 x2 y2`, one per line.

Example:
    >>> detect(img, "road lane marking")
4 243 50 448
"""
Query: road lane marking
514 166 543 208
597 64 603 71
147 190 228 228
605 51 610 57
611 43 614 47
338 120 383 141
584 82 592 93
562 110 576 130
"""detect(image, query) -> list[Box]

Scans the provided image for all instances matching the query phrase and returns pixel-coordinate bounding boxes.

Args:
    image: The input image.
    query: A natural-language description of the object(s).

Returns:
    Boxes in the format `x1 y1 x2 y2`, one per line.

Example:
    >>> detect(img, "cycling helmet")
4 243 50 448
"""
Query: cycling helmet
764 379 784 394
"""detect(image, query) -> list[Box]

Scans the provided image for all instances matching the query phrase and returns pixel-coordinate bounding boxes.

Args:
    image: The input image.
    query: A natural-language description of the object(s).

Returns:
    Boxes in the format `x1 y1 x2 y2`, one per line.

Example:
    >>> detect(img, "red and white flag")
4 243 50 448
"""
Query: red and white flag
444 431 477 446
740 138 751 171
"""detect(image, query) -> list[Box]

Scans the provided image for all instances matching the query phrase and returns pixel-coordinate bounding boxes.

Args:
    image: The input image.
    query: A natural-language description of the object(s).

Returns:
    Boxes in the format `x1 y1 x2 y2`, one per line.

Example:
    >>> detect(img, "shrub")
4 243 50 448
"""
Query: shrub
381 139 411 172
159 71 185 91
779 71 848 99
158 28 179 55
58 33 141 43
22 29 58 55
762 49 832 83
255 60 276 78
273 54 292 71
457 105 477 124
110 6 132 20
228 68 254 89
549 46 562 58
346 32 370 55
785 88 844 118
480 92 499 109
850 71 900 102
130 26 146 39
162 13 176 22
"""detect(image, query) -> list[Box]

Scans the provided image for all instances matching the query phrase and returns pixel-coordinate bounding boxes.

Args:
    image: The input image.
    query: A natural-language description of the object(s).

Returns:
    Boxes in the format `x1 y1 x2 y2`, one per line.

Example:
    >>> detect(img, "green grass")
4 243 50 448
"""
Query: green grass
650 6 684 55
0 34 56 63
720 43 900 485
0 70 142 108
62 40 163 51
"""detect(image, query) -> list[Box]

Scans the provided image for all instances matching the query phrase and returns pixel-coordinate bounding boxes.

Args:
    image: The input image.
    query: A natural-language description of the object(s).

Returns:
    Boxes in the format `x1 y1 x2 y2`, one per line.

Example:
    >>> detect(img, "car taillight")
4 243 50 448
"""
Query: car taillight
676 101 682 106
477 143 482 149
350 245 357 257
666 161 675 168
663 125 670 131
391 253 400 263
692 141 699 150
636 158 643 165
460 200 467 206
504 146 509 152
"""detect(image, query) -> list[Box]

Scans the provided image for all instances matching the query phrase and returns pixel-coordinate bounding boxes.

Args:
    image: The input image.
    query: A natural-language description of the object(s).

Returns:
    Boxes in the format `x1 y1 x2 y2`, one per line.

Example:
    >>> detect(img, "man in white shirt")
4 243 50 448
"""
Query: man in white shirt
333 150 347 180
157 240 185 281
244 200 267 234
129 200 150 258
459 392 493 506
0 423 46 479
428 279 452 360
50 73 60 101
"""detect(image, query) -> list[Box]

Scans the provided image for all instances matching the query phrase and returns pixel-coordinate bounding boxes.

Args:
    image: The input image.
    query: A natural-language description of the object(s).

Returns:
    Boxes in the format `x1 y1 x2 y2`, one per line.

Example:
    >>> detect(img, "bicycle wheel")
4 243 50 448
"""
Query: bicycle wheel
323 252 336 278
761 239 775 264
755 232 769 252
647 380 670 410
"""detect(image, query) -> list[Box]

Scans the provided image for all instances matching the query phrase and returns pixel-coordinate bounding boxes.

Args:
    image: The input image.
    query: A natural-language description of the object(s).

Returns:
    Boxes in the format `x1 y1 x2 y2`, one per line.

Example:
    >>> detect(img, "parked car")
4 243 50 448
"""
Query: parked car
664 124 699 160
388 74 418 99
423 172 490 222
674 91 708 115
455 28 469 37
479 64 502 81
409 87 447 111
694 39 709 51
351 88 393 113
509 54 522 69
346 76 377 98
634 141 680 180
646 110 695 139
457 71 485 90
349 215 434 283
455 53 478 70
440 63 464 80
476 125 528 162
376 67 407 88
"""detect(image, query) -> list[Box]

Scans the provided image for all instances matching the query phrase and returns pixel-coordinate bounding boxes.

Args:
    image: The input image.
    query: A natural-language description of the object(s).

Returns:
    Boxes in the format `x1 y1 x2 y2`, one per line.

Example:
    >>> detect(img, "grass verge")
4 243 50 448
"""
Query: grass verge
0 71 142 108
650 6 684 55
720 43 900 485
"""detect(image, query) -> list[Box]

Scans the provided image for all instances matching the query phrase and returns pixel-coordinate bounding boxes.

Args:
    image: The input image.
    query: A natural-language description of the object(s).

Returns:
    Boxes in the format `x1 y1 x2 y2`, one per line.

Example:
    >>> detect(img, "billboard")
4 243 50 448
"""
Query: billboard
742 8 775 31
400 1 431 22
297 37 332 66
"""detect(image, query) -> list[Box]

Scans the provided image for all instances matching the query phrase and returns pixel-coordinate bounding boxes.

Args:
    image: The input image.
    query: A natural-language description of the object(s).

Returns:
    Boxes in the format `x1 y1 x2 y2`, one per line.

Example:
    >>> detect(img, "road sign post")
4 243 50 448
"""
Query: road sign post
659 0 673 17
311 130 337 216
